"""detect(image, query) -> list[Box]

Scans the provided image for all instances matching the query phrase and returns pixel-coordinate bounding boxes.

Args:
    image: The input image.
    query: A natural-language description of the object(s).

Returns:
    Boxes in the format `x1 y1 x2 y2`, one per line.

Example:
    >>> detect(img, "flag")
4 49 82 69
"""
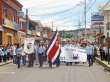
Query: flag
46 30 60 63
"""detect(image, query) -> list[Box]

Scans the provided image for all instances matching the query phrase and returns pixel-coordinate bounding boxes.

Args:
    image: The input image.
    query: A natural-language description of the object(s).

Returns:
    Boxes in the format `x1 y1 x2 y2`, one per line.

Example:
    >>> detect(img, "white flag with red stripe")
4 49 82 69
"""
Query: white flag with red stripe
46 30 60 63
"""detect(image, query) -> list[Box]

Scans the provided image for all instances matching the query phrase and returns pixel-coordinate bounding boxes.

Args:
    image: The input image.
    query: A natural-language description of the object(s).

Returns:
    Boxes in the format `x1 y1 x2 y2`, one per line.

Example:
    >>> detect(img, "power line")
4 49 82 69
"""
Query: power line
100 0 110 12
23 0 64 9
86 0 97 12
29 5 79 16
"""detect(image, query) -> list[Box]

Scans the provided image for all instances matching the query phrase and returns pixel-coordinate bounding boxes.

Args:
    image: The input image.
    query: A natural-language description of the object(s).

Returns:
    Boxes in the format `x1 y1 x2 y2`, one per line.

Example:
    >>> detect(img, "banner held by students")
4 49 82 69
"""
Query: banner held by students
60 46 87 62
46 30 60 63
24 38 35 54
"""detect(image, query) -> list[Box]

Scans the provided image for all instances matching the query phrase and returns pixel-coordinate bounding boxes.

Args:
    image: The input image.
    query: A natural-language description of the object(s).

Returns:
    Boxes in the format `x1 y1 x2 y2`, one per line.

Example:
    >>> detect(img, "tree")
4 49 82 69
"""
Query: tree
65 33 73 38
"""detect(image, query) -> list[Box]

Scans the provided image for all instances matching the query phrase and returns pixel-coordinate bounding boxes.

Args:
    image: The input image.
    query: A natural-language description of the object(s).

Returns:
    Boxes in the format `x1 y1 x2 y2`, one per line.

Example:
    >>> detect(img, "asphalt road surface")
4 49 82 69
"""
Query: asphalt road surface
0 62 110 82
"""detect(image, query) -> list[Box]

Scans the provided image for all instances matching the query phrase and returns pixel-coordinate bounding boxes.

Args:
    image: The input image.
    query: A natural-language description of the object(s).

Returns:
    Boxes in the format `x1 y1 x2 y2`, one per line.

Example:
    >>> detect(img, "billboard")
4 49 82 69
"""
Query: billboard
91 13 104 29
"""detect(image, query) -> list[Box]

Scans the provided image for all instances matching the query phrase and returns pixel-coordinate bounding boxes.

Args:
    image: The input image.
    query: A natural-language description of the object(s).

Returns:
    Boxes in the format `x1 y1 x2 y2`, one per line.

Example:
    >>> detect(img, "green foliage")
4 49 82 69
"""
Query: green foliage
65 33 73 38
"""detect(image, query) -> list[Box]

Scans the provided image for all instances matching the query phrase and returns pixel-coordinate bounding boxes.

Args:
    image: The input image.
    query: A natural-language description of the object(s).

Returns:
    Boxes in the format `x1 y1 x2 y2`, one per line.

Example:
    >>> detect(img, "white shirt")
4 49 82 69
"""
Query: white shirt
11 46 16 55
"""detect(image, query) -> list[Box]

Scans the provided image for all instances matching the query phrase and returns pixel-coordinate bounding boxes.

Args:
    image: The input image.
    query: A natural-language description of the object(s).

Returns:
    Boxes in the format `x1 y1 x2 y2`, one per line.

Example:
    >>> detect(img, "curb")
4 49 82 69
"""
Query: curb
0 60 12 66
96 57 110 71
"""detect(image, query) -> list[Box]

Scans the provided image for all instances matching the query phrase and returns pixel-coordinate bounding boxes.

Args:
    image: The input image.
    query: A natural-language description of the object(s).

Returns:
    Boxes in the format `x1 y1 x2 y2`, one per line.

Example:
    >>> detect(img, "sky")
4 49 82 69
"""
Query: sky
18 0 110 31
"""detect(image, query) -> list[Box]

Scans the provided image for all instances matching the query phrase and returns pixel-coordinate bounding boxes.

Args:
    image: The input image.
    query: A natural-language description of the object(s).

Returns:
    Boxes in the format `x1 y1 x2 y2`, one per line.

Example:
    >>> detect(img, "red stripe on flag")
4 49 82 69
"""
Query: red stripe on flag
48 36 59 60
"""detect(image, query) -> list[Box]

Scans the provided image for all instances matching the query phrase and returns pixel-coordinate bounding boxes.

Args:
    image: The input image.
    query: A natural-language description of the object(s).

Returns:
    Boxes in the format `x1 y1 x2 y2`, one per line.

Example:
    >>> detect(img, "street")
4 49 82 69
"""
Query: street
0 62 110 82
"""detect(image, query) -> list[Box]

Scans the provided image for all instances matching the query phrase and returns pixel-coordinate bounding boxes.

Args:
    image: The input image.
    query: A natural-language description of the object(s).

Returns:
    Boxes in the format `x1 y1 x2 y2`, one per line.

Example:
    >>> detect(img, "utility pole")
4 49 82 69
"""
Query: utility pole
84 0 86 39
52 21 53 35
26 9 28 38
107 32 110 64
78 16 81 41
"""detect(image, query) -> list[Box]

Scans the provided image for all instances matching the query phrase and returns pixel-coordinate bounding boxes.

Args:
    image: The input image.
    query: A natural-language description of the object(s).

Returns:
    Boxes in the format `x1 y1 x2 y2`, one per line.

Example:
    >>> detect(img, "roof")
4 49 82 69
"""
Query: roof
82 29 95 35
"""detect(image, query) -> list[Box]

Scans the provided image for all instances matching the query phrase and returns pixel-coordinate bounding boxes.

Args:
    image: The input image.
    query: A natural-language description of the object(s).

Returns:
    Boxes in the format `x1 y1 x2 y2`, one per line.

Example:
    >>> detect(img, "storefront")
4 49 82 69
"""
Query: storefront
2 18 19 45
18 30 26 44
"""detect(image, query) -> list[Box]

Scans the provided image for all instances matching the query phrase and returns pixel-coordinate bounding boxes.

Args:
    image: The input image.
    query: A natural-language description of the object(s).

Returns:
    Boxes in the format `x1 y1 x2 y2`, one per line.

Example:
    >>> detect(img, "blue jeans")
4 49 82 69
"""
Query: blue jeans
28 53 35 67
13 55 17 64
38 53 43 67
22 55 26 65
87 55 93 66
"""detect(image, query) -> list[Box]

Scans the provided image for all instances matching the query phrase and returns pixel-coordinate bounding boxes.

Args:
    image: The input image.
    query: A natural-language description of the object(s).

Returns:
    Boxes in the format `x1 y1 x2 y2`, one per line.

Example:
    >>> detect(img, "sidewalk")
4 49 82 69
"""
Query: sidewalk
96 57 110 71
0 60 12 66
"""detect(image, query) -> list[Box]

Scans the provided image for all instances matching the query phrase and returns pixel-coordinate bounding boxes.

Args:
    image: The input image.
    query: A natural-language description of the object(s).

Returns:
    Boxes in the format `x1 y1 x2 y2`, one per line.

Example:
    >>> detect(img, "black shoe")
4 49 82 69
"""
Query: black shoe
28 65 31 68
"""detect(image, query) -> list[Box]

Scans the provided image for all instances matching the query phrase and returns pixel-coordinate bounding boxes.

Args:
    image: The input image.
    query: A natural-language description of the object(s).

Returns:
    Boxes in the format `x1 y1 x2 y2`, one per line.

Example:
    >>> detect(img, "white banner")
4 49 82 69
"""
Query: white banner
60 47 87 62
24 38 35 54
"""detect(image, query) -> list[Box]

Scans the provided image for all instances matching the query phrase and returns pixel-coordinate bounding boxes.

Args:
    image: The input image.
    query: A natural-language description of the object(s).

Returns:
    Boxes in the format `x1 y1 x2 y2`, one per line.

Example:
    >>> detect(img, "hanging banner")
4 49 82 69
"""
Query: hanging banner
24 38 35 54
60 47 87 62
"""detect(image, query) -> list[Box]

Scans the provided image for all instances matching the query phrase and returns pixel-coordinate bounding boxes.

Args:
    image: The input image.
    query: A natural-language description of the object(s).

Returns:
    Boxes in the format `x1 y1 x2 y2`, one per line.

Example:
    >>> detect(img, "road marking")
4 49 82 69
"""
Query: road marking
0 72 15 74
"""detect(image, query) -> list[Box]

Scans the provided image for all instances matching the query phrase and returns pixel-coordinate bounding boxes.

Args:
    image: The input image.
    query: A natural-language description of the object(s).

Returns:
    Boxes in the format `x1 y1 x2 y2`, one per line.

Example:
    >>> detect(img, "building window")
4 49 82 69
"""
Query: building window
22 22 26 29
13 11 17 21
7 35 12 44
106 22 110 30
4 6 8 17
107 15 109 22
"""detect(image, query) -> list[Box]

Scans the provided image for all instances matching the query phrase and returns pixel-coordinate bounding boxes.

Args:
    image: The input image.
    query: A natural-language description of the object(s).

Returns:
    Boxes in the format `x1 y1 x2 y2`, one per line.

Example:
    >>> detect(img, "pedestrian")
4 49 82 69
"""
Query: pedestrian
21 44 26 66
37 41 45 67
0 46 3 63
15 44 22 68
65 40 74 66
11 44 17 65
34 41 39 65
99 45 105 61
86 42 94 67
80 42 87 64
28 45 36 68
6 44 10 61
2 46 7 63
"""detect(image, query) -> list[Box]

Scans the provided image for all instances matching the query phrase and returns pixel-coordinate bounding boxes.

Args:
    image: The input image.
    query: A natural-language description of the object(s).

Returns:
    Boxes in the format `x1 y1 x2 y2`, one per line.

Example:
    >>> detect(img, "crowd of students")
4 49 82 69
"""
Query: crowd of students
0 40 47 68
0 39 110 68
61 40 110 66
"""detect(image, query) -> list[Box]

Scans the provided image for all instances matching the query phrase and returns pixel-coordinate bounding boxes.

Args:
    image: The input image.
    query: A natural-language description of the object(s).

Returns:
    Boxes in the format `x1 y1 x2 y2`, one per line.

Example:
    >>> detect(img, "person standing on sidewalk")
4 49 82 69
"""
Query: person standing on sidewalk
15 44 22 68
2 46 7 63
99 45 105 61
0 46 3 63
86 42 94 67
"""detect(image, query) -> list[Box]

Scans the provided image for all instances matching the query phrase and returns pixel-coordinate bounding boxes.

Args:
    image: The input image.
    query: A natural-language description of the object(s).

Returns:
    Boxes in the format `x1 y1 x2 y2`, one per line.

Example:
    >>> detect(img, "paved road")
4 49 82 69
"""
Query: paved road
0 62 110 82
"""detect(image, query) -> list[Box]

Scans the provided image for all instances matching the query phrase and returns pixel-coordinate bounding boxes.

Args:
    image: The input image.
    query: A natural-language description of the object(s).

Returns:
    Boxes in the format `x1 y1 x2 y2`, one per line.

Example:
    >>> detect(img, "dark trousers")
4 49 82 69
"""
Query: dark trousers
28 53 35 67
3 55 7 62
100 52 105 61
38 53 43 67
0 56 2 62
7 52 10 61
66 62 72 66
48 60 52 67
17 56 21 68
93 55 96 62
22 55 26 65
87 55 93 66
13 55 17 64
55 55 60 67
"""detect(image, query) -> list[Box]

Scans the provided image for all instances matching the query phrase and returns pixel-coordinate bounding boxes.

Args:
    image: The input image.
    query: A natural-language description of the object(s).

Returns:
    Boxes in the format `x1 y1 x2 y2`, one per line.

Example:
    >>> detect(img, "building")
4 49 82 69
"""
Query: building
18 17 26 44
99 4 110 44
43 26 53 40
82 29 96 42
59 28 85 41
0 0 23 45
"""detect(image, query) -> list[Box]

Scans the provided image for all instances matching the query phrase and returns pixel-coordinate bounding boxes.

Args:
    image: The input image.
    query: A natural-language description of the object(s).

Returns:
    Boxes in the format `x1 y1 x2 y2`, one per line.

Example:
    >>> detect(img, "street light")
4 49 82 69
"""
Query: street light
84 0 87 39
17 10 24 18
